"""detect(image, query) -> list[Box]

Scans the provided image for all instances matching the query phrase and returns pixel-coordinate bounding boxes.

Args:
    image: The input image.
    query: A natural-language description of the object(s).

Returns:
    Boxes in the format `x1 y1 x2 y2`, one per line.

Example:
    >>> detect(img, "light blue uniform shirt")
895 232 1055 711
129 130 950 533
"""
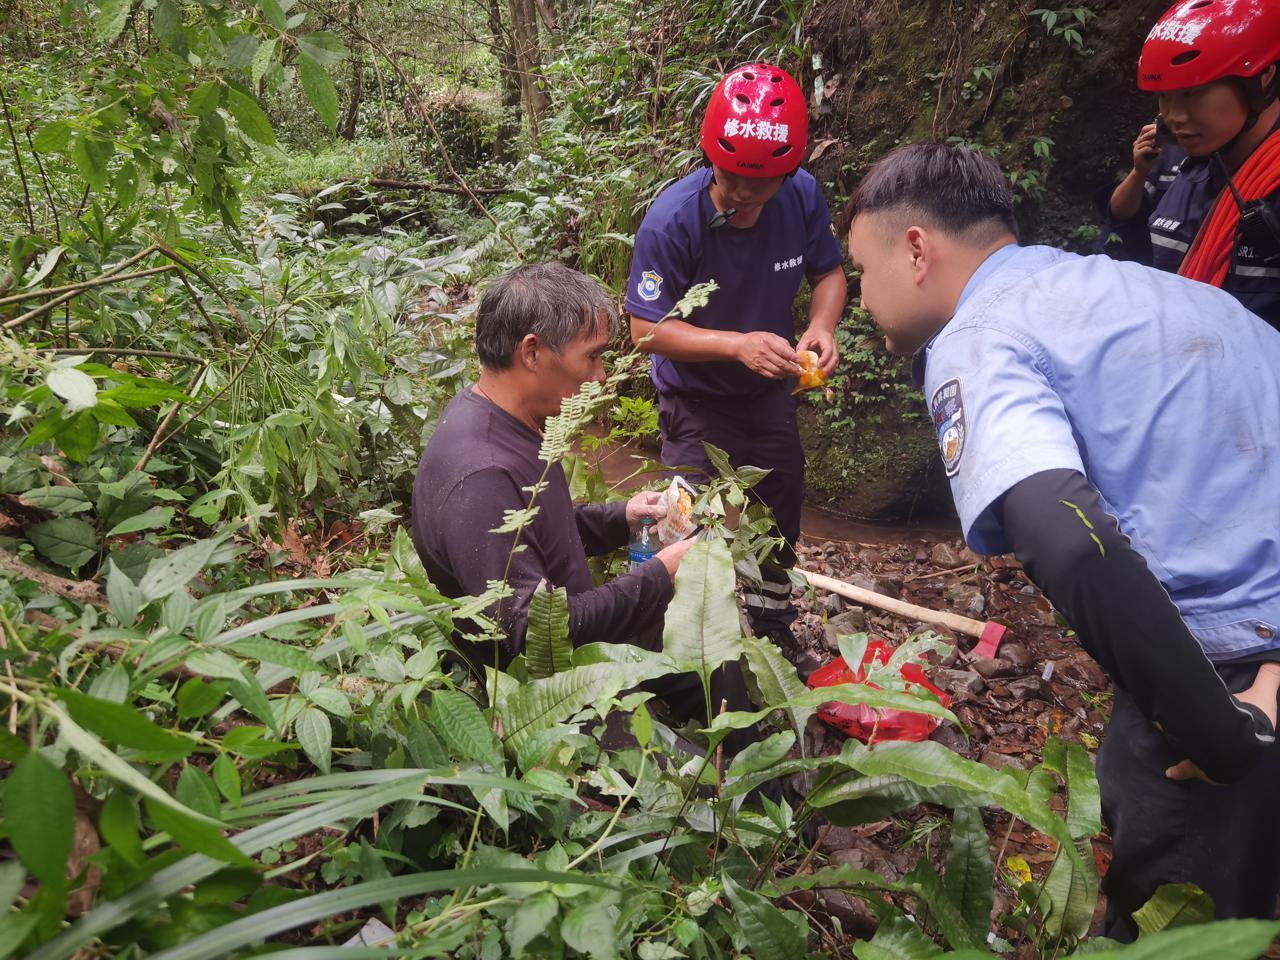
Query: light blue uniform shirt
917 243 1280 660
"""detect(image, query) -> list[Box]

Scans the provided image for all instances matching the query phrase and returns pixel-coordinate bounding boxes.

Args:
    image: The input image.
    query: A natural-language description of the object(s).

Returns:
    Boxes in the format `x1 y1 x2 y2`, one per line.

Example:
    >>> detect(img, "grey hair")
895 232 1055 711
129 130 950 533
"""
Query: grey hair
474 262 618 371
843 142 1018 241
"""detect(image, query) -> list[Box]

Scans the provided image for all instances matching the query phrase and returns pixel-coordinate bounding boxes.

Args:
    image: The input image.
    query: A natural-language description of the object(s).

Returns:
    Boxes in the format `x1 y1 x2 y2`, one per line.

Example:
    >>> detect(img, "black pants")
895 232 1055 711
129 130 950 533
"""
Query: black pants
658 388 803 635
1097 662 1280 941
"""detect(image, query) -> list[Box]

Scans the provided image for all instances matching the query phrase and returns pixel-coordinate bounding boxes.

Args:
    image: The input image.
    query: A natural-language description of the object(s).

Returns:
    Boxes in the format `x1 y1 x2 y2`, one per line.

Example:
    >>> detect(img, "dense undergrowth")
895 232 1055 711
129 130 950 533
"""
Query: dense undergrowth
0 0 1277 957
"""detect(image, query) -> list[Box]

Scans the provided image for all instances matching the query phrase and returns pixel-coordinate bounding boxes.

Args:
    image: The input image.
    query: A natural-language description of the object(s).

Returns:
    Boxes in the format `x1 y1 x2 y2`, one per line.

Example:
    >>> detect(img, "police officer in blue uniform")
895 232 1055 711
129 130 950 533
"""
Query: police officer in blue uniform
626 64 846 675
1103 0 1280 327
848 141 1280 940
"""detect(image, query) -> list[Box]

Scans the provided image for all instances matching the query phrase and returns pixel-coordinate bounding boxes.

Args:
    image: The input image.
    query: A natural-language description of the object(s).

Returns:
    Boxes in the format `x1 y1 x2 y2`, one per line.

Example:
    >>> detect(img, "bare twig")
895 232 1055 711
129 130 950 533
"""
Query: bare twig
0 547 105 606
367 178 505 195
2 264 178 330
42 346 205 364
135 363 207 472
0 84 35 232
22 124 61 241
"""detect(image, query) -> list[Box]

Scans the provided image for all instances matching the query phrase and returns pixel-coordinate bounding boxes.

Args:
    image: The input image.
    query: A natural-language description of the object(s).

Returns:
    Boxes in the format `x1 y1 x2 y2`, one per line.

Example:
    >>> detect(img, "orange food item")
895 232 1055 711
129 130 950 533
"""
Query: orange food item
794 349 828 393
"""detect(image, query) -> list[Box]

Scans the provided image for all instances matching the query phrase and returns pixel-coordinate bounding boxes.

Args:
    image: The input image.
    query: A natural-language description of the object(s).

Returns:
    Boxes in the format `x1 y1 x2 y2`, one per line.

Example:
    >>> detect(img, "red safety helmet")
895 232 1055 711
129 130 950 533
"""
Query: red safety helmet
700 64 808 178
1138 0 1280 93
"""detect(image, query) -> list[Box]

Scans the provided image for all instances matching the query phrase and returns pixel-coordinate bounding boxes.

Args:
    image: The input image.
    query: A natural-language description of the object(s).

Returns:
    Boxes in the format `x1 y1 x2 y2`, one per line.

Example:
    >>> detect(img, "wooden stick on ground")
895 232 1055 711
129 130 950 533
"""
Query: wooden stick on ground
797 567 1007 659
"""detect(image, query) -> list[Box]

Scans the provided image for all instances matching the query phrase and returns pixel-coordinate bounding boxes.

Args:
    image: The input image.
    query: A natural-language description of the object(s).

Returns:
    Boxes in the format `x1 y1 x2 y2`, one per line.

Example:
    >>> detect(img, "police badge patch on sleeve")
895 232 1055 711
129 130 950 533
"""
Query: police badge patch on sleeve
637 270 664 302
930 378 966 477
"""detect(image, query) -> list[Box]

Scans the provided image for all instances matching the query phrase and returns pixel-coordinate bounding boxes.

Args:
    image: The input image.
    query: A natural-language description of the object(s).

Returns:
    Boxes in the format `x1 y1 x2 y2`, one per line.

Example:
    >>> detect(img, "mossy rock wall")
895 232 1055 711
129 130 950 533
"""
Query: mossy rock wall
796 0 1166 518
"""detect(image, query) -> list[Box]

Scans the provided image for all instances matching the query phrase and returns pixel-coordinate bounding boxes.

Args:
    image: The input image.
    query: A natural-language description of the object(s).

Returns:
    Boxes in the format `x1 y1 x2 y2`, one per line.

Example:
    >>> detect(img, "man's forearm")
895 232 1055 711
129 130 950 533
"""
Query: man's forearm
630 314 742 362
1109 169 1147 222
997 469 1274 783
805 268 847 334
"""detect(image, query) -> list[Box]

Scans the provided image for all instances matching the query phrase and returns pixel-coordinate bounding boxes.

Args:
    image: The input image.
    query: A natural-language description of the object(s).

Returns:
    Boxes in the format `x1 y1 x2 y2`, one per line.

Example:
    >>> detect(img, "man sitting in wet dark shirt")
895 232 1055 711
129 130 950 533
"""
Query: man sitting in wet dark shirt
410 261 755 752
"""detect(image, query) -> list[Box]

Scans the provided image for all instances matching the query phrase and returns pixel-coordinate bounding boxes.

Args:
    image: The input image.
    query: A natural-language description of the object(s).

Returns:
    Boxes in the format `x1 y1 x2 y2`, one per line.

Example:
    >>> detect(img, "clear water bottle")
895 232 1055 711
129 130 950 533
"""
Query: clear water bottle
628 518 659 569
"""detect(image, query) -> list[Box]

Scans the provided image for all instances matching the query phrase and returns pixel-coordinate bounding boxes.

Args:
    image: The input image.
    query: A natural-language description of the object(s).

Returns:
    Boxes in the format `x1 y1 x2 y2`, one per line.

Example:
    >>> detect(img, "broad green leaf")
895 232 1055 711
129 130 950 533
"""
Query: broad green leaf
251 38 276 86
742 634 813 745
56 688 196 761
662 537 743 677
431 690 500 767
1073 919 1280 959
71 135 113 191
295 708 333 775
5 751 74 885
306 685 352 719
98 791 144 866
47 700 221 825
0 912 39 960
177 678 229 718
228 637 323 675
147 870 619 960
854 915 941 959
55 410 99 463
139 537 222 603
152 0 179 36
507 891 558 954
259 0 286 29
225 88 276 146
112 161 139 209
21 485 90 515
1040 838 1099 942
721 874 805 960
0 862 26 913
32 121 71 153
726 730 794 779
902 859 981 949
213 754 242 806
525 581 571 679
46 367 98 413
176 765 222 821
106 560 143 625
298 54 339 133
145 798 253 867
560 902 616 960
95 0 132 42
1132 883 1215 937
28 517 97 573
945 807 993 940
841 740 1083 870
24 245 67 287
107 506 174 536
295 30 348 66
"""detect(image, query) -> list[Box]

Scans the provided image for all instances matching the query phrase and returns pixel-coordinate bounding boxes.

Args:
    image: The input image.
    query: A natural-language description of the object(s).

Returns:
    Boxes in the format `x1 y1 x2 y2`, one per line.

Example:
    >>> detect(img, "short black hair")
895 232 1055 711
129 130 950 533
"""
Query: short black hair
842 142 1018 241
474 262 618 371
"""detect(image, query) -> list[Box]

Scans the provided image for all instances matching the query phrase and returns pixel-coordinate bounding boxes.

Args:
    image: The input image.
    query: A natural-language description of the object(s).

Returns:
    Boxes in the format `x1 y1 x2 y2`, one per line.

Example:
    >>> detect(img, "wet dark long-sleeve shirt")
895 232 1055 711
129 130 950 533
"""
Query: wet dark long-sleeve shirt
411 388 673 666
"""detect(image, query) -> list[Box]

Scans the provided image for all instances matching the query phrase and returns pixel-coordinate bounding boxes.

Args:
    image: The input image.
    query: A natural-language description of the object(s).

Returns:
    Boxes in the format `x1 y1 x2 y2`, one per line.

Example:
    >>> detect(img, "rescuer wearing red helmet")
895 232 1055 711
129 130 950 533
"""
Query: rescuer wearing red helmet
625 64 847 676
1104 0 1280 328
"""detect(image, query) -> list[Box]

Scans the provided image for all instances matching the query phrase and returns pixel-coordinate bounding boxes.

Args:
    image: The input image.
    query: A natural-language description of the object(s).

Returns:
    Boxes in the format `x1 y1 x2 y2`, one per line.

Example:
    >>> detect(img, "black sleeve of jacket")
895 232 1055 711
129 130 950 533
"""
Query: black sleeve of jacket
994 469 1274 783
574 502 631 556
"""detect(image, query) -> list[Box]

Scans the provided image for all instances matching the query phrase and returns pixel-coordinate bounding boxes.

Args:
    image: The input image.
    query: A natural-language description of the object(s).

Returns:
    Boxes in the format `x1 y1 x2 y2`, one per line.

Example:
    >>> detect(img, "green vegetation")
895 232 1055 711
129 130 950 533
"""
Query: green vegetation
1 0 1275 956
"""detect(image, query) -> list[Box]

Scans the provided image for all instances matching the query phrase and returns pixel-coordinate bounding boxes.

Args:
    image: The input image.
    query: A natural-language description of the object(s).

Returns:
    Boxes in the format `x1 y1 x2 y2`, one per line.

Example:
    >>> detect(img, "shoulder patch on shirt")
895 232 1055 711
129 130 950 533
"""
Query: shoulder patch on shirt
636 270 663 302
931 377 966 478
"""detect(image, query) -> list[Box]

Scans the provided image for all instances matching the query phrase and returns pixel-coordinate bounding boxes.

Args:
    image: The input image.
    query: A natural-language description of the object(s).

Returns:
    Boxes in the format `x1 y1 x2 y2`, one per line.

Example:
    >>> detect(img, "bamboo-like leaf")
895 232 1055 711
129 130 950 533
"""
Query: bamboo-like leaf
148 870 620 960
525 581 571 679
662 537 743 678
298 54 339 133
29 774 434 960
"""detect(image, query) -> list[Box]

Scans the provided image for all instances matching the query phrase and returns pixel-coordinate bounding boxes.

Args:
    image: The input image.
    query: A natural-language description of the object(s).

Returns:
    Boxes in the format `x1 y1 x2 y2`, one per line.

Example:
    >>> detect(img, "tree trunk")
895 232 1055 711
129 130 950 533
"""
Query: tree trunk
506 0 550 142
486 0 522 112
338 1 363 141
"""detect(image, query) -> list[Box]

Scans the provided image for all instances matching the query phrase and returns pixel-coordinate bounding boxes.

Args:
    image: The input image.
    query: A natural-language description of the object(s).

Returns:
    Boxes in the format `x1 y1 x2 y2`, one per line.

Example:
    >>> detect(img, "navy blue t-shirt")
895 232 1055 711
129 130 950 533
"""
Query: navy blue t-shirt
625 167 843 397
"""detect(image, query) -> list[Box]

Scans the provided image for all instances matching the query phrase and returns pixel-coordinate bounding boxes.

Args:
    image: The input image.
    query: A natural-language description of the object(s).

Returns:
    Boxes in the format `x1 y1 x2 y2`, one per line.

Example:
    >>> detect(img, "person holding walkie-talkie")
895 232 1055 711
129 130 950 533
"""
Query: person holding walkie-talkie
624 64 847 678
1103 0 1280 329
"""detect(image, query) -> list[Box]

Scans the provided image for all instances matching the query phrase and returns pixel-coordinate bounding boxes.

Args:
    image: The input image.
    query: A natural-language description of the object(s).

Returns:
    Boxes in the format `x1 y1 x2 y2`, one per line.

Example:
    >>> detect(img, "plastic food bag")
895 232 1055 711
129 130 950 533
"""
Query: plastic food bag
806 640 950 743
655 476 697 545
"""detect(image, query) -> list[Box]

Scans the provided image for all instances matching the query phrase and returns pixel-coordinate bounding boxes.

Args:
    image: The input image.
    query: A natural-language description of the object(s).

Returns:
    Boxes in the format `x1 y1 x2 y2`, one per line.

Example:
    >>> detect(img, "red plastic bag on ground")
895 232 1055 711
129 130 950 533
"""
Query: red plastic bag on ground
806 640 950 744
